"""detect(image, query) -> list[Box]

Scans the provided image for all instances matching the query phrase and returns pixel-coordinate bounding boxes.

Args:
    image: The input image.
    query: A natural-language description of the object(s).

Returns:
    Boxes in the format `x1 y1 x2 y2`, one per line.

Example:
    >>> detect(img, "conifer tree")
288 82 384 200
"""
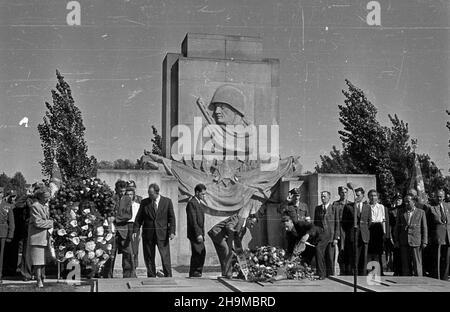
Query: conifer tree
38 70 97 181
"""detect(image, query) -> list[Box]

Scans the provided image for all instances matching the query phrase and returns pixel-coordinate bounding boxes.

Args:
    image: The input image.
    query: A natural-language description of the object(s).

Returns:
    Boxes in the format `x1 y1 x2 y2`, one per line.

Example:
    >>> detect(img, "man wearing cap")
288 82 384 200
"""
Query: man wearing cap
332 186 352 273
0 189 15 283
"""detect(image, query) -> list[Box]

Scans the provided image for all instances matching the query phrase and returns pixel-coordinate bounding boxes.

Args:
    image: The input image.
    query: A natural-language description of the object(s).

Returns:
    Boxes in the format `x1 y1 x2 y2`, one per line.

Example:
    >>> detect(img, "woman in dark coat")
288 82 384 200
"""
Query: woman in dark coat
28 187 53 288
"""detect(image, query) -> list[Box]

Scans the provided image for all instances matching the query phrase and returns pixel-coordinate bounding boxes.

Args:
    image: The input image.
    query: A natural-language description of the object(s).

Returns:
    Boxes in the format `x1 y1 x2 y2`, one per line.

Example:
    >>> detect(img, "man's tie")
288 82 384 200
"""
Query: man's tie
152 200 158 213
440 204 447 224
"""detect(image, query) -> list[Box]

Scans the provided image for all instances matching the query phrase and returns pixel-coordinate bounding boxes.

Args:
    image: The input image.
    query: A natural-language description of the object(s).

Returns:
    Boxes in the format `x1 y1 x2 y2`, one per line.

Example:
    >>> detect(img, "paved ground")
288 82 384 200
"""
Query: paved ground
329 275 450 292
217 277 355 292
0 279 93 292
1 267 449 292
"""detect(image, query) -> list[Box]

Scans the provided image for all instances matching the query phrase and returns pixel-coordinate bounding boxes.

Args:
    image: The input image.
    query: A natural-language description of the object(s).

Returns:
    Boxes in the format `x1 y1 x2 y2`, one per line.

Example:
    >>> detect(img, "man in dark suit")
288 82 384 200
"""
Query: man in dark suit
332 186 352 274
387 193 403 276
428 189 450 280
208 213 257 278
395 193 428 276
342 187 371 276
313 191 340 279
186 184 207 278
133 183 176 277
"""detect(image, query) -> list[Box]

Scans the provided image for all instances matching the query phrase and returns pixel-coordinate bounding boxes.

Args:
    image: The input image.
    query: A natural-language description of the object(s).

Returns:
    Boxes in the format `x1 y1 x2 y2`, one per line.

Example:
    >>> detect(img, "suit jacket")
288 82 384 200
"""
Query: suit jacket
389 205 400 238
28 201 53 246
186 197 205 241
342 201 372 244
428 202 450 245
0 200 15 239
114 195 133 240
314 202 340 243
208 214 246 245
332 199 352 249
395 207 427 247
133 196 176 241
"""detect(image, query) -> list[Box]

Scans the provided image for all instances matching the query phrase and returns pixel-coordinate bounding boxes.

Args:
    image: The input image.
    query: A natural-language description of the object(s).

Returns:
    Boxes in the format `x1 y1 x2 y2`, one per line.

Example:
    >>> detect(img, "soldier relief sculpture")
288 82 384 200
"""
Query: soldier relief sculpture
141 83 300 217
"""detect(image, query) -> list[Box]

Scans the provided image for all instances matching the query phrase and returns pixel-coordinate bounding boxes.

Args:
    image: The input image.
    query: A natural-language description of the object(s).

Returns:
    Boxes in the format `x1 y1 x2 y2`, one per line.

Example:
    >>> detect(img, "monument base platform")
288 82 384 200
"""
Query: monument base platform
217 277 354 292
328 275 450 292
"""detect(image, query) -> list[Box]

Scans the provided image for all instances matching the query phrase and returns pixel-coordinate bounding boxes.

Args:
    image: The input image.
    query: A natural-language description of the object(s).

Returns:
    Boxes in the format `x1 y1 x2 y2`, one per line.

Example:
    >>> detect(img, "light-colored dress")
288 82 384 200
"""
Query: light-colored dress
28 202 53 266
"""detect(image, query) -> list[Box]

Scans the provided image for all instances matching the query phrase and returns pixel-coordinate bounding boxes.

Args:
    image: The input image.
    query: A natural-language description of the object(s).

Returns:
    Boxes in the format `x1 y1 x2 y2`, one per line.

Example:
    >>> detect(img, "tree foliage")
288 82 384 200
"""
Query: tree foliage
38 70 97 182
316 79 447 204
97 159 139 170
0 171 28 196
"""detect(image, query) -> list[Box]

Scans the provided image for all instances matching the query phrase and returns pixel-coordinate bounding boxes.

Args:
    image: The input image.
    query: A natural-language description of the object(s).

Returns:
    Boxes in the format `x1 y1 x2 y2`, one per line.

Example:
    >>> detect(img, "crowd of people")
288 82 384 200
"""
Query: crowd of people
1 178 450 287
280 186 450 280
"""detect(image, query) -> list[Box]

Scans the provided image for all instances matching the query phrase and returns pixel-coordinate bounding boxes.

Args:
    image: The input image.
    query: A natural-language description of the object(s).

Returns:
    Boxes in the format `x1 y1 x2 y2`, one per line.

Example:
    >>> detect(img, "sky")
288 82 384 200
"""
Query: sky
0 0 449 184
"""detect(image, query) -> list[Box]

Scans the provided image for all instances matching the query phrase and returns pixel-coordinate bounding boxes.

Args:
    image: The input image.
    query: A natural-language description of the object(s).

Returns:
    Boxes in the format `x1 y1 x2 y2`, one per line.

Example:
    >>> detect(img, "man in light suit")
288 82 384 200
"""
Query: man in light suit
428 189 450 280
342 187 372 276
395 193 428 276
313 191 340 279
186 184 207 278
133 183 176 277
208 213 257 278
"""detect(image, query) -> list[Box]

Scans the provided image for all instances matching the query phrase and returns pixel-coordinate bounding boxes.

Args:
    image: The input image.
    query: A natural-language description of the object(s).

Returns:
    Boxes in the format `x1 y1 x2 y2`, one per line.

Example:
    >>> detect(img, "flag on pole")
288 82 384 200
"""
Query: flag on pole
409 153 426 202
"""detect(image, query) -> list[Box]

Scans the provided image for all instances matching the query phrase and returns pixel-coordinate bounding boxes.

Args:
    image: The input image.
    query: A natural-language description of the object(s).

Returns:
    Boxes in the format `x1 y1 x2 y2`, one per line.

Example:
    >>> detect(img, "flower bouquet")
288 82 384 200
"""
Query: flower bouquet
234 246 316 282
49 178 116 277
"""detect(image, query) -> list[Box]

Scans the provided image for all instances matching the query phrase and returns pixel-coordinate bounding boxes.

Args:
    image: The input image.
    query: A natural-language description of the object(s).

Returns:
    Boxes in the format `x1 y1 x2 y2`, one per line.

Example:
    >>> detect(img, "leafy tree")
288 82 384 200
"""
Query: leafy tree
315 145 359 174
38 70 97 182
0 172 28 196
0 172 10 188
338 79 391 174
385 114 414 195
316 80 448 204
97 160 114 170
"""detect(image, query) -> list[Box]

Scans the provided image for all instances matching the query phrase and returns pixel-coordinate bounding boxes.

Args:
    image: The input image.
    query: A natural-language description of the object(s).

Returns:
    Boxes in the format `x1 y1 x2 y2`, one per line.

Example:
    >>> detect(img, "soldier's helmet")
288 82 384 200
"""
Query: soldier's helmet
208 85 246 117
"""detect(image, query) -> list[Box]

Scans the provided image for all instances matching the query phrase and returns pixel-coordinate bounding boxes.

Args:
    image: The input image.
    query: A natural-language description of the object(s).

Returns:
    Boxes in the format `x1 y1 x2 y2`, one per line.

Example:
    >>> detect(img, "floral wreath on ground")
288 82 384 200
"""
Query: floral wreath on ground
49 178 116 274
233 246 316 282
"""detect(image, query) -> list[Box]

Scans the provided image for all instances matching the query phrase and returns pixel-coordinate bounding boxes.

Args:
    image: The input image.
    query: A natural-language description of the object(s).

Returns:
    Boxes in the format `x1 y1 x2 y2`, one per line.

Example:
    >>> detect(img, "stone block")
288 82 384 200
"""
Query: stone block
181 33 262 61
225 38 263 61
